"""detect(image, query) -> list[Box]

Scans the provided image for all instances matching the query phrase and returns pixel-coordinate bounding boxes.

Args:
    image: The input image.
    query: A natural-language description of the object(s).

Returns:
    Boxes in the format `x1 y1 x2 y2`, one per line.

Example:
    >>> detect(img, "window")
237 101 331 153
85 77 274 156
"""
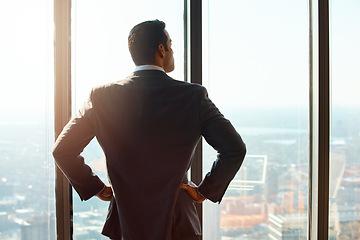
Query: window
70 0 184 238
202 0 310 239
329 0 360 239
0 0 55 239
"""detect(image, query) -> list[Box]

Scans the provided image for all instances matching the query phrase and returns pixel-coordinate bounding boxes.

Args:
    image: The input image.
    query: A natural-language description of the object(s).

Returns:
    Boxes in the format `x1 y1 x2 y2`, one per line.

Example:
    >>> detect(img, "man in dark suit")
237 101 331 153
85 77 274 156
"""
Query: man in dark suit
53 20 246 240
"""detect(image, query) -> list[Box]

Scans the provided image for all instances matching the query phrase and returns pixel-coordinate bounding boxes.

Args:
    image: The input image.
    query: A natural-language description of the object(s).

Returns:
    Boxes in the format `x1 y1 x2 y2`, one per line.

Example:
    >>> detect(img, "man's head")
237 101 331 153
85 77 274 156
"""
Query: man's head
128 20 174 73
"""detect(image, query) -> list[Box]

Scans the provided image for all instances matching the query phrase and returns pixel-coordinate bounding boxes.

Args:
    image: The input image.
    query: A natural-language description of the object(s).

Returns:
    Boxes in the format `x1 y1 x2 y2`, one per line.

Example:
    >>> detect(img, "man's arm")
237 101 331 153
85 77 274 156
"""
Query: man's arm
195 87 246 203
53 96 106 201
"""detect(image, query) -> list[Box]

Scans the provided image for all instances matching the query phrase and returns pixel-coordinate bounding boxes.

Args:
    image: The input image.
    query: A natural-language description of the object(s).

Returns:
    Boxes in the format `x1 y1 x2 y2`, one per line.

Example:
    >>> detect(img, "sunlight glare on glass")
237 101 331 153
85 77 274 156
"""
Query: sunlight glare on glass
0 0 53 114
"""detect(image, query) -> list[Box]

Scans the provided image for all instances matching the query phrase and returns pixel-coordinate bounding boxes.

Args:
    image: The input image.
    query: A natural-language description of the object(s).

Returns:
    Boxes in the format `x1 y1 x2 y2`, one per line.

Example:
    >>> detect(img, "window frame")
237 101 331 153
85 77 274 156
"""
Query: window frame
54 0 73 239
309 0 330 239
188 0 203 224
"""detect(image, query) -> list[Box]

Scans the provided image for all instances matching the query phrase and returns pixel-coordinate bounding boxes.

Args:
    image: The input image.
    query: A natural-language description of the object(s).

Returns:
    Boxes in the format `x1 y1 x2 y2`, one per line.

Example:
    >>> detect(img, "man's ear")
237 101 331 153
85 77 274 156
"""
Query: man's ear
158 44 165 58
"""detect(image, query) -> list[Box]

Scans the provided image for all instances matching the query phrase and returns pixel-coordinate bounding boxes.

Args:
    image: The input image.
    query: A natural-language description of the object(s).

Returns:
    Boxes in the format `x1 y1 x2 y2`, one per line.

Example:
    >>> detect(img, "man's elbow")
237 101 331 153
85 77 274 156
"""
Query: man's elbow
52 141 65 161
233 141 246 169
232 134 246 160
240 141 246 160
52 145 60 161
52 143 71 172
226 138 247 167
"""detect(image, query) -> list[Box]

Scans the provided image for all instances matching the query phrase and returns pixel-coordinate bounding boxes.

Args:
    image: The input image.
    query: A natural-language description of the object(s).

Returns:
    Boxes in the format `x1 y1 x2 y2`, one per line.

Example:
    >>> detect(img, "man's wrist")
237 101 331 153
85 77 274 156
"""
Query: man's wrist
96 184 106 196
197 189 205 198
196 187 206 201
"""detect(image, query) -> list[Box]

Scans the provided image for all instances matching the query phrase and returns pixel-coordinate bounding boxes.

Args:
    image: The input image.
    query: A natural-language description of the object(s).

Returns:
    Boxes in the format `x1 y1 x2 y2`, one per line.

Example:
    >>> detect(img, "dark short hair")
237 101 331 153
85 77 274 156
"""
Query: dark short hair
128 20 168 66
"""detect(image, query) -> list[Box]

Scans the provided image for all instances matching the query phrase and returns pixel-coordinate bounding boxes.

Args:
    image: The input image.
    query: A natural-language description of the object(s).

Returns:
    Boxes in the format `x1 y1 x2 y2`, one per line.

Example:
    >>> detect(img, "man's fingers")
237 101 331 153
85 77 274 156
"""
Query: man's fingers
180 182 206 203
180 183 189 190
97 193 112 201
97 185 113 201
180 181 197 189
103 186 113 197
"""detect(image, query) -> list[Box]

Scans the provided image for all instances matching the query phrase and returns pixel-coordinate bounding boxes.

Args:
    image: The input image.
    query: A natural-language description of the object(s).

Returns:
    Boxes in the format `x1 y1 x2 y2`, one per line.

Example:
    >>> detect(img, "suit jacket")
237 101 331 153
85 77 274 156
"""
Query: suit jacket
53 70 246 240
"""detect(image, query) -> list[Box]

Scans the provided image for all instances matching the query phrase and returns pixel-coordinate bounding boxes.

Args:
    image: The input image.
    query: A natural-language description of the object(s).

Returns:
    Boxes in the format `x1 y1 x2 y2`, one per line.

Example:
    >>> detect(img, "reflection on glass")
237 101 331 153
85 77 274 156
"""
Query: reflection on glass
202 0 309 239
329 1 360 239
71 0 184 238
0 0 55 239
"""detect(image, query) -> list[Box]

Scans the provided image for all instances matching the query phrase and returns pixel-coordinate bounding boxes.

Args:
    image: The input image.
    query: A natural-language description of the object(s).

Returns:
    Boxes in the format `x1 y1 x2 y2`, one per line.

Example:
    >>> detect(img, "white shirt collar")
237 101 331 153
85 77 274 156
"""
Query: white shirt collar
134 65 165 73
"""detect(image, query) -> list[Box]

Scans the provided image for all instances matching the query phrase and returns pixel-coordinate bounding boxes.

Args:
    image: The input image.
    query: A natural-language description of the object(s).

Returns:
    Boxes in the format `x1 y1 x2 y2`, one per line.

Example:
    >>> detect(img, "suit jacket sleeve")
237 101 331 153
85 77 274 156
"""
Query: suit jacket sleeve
197 87 246 203
52 91 105 201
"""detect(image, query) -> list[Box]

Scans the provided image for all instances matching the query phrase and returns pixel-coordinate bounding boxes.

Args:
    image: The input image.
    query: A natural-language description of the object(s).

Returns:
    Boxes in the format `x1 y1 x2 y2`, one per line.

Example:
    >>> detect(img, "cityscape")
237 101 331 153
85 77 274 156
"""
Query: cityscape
0 106 360 239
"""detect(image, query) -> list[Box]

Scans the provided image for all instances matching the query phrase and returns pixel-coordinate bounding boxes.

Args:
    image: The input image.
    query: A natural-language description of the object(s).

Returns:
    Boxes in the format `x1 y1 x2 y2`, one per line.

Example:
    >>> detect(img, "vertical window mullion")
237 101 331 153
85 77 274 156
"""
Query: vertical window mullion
189 0 203 227
54 0 73 239
309 0 330 239
318 0 330 238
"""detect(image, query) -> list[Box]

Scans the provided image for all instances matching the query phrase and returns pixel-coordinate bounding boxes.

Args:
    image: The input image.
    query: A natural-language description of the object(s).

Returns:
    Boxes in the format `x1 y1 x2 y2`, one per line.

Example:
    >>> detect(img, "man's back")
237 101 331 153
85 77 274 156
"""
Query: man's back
93 70 205 239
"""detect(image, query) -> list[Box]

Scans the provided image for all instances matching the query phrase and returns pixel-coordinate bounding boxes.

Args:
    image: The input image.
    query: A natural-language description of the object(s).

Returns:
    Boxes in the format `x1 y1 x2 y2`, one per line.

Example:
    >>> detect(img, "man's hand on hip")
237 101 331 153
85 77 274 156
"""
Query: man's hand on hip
180 181 206 203
97 185 113 201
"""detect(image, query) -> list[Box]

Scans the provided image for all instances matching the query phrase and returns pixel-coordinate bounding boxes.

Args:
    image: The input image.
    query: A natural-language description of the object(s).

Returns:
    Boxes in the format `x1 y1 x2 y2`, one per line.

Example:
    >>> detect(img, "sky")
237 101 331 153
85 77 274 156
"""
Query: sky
0 0 359 119
0 0 53 116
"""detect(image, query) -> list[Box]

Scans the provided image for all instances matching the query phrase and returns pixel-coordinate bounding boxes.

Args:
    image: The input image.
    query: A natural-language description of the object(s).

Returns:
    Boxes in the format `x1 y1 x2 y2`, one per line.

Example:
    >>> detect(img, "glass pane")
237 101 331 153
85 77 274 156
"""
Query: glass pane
202 0 309 239
329 1 360 239
71 1 184 238
0 0 55 239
